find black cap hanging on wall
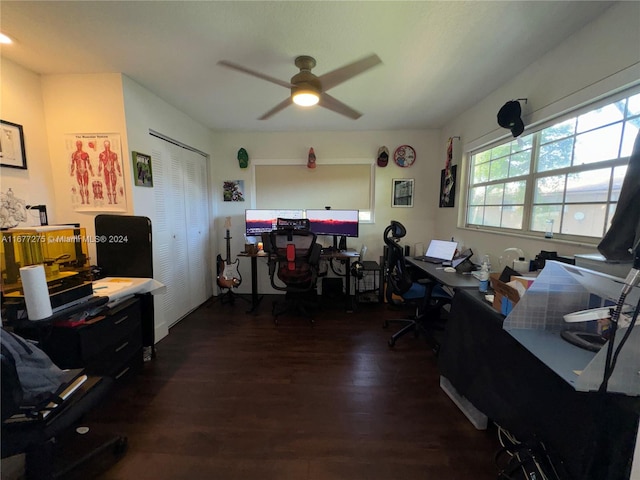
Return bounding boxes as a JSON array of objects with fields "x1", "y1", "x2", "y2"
[{"x1": 497, "y1": 98, "x2": 527, "y2": 137}]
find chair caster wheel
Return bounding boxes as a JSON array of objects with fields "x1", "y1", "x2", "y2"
[{"x1": 388, "y1": 339, "x2": 395, "y2": 347}]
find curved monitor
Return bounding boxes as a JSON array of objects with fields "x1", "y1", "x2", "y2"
[
  {"x1": 245, "y1": 209, "x2": 304, "y2": 236},
  {"x1": 306, "y1": 209, "x2": 359, "y2": 237}
]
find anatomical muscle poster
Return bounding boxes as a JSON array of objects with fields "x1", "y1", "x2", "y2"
[{"x1": 66, "y1": 133, "x2": 127, "y2": 212}]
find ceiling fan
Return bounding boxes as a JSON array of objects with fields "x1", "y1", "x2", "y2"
[{"x1": 218, "y1": 54, "x2": 382, "y2": 120}]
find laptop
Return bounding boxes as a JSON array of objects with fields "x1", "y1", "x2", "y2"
[{"x1": 415, "y1": 240, "x2": 458, "y2": 264}]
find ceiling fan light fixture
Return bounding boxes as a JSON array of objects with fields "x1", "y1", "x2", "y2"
[{"x1": 292, "y1": 89, "x2": 320, "y2": 107}]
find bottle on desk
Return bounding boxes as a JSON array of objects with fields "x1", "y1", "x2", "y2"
[{"x1": 478, "y1": 260, "x2": 490, "y2": 293}]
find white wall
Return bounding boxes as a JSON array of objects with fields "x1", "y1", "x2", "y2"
[
  {"x1": 40, "y1": 72, "x2": 132, "y2": 263},
  {"x1": 0, "y1": 59, "x2": 57, "y2": 224},
  {"x1": 438, "y1": 1, "x2": 640, "y2": 268},
  {"x1": 212, "y1": 129, "x2": 440, "y2": 294}
]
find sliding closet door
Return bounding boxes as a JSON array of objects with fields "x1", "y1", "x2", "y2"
[
  {"x1": 183, "y1": 149, "x2": 209, "y2": 309},
  {"x1": 150, "y1": 136, "x2": 210, "y2": 331}
]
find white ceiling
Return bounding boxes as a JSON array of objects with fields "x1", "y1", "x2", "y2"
[{"x1": 0, "y1": 1, "x2": 614, "y2": 132}]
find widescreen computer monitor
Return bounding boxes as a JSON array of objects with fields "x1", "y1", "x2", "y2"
[
  {"x1": 245, "y1": 209, "x2": 304, "y2": 236},
  {"x1": 306, "y1": 209, "x2": 359, "y2": 237}
]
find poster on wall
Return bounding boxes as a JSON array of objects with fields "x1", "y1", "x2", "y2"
[
  {"x1": 223, "y1": 180, "x2": 245, "y2": 202},
  {"x1": 439, "y1": 165, "x2": 456, "y2": 208},
  {"x1": 65, "y1": 133, "x2": 127, "y2": 212}
]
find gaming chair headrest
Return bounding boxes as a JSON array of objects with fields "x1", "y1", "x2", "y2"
[
  {"x1": 389, "y1": 220, "x2": 406, "y2": 239},
  {"x1": 383, "y1": 220, "x2": 407, "y2": 248}
]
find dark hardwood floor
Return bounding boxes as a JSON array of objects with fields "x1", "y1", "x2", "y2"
[{"x1": 75, "y1": 295, "x2": 501, "y2": 480}]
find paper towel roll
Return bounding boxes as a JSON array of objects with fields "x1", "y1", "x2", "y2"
[{"x1": 20, "y1": 265, "x2": 52, "y2": 320}]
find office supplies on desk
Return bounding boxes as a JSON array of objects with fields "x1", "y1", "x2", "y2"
[{"x1": 414, "y1": 239, "x2": 458, "y2": 264}]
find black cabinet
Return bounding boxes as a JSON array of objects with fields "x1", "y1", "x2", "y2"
[{"x1": 38, "y1": 298, "x2": 143, "y2": 380}]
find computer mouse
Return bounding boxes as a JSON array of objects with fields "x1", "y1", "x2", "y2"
[{"x1": 443, "y1": 267, "x2": 456, "y2": 273}]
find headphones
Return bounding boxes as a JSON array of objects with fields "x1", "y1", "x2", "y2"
[{"x1": 350, "y1": 261, "x2": 365, "y2": 279}]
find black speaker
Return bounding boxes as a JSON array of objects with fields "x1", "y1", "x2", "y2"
[
  {"x1": 338, "y1": 236, "x2": 347, "y2": 251},
  {"x1": 404, "y1": 245, "x2": 410, "y2": 256}
]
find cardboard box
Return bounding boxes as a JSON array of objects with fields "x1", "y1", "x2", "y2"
[
  {"x1": 490, "y1": 273, "x2": 521, "y2": 315},
  {"x1": 510, "y1": 274, "x2": 537, "y2": 290}
]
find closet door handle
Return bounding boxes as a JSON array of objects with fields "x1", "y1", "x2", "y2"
[
  {"x1": 114, "y1": 315, "x2": 129, "y2": 325},
  {"x1": 115, "y1": 341, "x2": 129, "y2": 353}
]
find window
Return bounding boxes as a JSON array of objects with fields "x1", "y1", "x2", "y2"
[{"x1": 467, "y1": 88, "x2": 640, "y2": 241}]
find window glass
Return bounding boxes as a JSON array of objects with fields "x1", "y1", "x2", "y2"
[
  {"x1": 538, "y1": 138, "x2": 573, "y2": 172},
  {"x1": 534, "y1": 175, "x2": 565, "y2": 204},
  {"x1": 561, "y1": 204, "x2": 606, "y2": 237},
  {"x1": 503, "y1": 181, "x2": 526, "y2": 204},
  {"x1": 576, "y1": 101, "x2": 625, "y2": 133},
  {"x1": 531, "y1": 205, "x2": 562, "y2": 233},
  {"x1": 486, "y1": 184, "x2": 505, "y2": 205},
  {"x1": 541, "y1": 118, "x2": 575, "y2": 143},
  {"x1": 472, "y1": 162, "x2": 490, "y2": 184},
  {"x1": 610, "y1": 165, "x2": 627, "y2": 202},
  {"x1": 565, "y1": 168, "x2": 611, "y2": 203},
  {"x1": 628, "y1": 93, "x2": 640, "y2": 116},
  {"x1": 573, "y1": 124, "x2": 623, "y2": 165},
  {"x1": 489, "y1": 157, "x2": 509, "y2": 181},
  {"x1": 469, "y1": 186, "x2": 486, "y2": 205},
  {"x1": 484, "y1": 206, "x2": 502, "y2": 227},
  {"x1": 501, "y1": 205, "x2": 523, "y2": 229},
  {"x1": 509, "y1": 150, "x2": 532, "y2": 177},
  {"x1": 621, "y1": 117, "x2": 640, "y2": 156}
]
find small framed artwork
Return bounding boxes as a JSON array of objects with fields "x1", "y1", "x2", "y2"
[
  {"x1": 0, "y1": 120, "x2": 27, "y2": 170},
  {"x1": 439, "y1": 165, "x2": 457, "y2": 208},
  {"x1": 132, "y1": 151, "x2": 153, "y2": 187},
  {"x1": 223, "y1": 180, "x2": 245, "y2": 202},
  {"x1": 392, "y1": 178, "x2": 414, "y2": 208}
]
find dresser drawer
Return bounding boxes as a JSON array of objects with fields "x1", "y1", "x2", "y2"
[
  {"x1": 86, "y1": 323, "x2": 143, "y2": 377},
  {"x1": 78, "y1": 299, "x2": 141, "y2": 361}
]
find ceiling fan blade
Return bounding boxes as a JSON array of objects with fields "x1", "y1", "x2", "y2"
[
  {"x1": 218, "y1": 60, "x2": 292, "y2": 89},
  {"x1": 259, "y1": 97, "x2": 293, "y2": 120},
  {"x1": 318, "y1": 93, "x2": 361, "y2": 120},
  {"x1": 318, "y1": 54, "x2": 382, "y2": 91}
]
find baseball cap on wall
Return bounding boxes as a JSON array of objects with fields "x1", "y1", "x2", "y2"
[{"x1": 497, "y1": 100, "x2": 525, "y2": 138}]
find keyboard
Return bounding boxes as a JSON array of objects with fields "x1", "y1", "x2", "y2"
[{"x1": 414, "y1": 256, "x2": 446, "y2": 264}]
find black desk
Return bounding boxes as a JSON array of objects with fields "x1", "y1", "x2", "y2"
[
  {"x1": 405, "y1": 256, "x2": 480, "y2": 290},
  {"x1": 238, "y1": 250, "x2": 359, "y2": 314},
  {"x1": 439, "y1": 288, "x2": 640, "y2": 480}
]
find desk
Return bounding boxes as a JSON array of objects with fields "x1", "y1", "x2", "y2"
[
  {"x1": 439, "y1": 288, "x2": 640, "y2": 479},
  {"x1": 238, "y1": 249, "x2": 359, "y2": 314},
  {"x1": 405, "y1": 256, "x2": 479, "y2": 290}
]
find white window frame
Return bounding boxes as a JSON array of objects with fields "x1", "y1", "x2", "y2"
[{"x1": 464, "y1": 86, "x2": 640, "y2": 244}]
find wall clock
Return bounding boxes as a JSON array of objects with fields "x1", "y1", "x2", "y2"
[{"x1": 393, "y1": 145, "x2": 416, "y2": 167}]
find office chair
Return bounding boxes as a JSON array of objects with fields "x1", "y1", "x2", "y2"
[
  {"x1": 1, "y1": 329, "x2": 127, "y2": 480},
  {"x1": 382, "y1": 220, "x2": 452, "y2": 347},
  {"x1": 267, "y1": 226, "x2": 322, "y2": 324}
]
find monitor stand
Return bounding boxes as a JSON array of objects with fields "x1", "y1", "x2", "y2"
[{"x1": 322, "y1": 236, "x2": 341, "y2": 253}]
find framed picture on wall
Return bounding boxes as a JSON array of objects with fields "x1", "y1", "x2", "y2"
[
  {"x1": 0, "y1": 120, "x2": 27, "y2": 170},
  {"x1": 132, "y1": 151, "x2": 153, "y2": 187},
  {"x1": 392, "y1": 178, "x2": 414, "y2": 207},
  {"x1": 439, "y1": 165, "x2": 457, "y2": 208}
]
